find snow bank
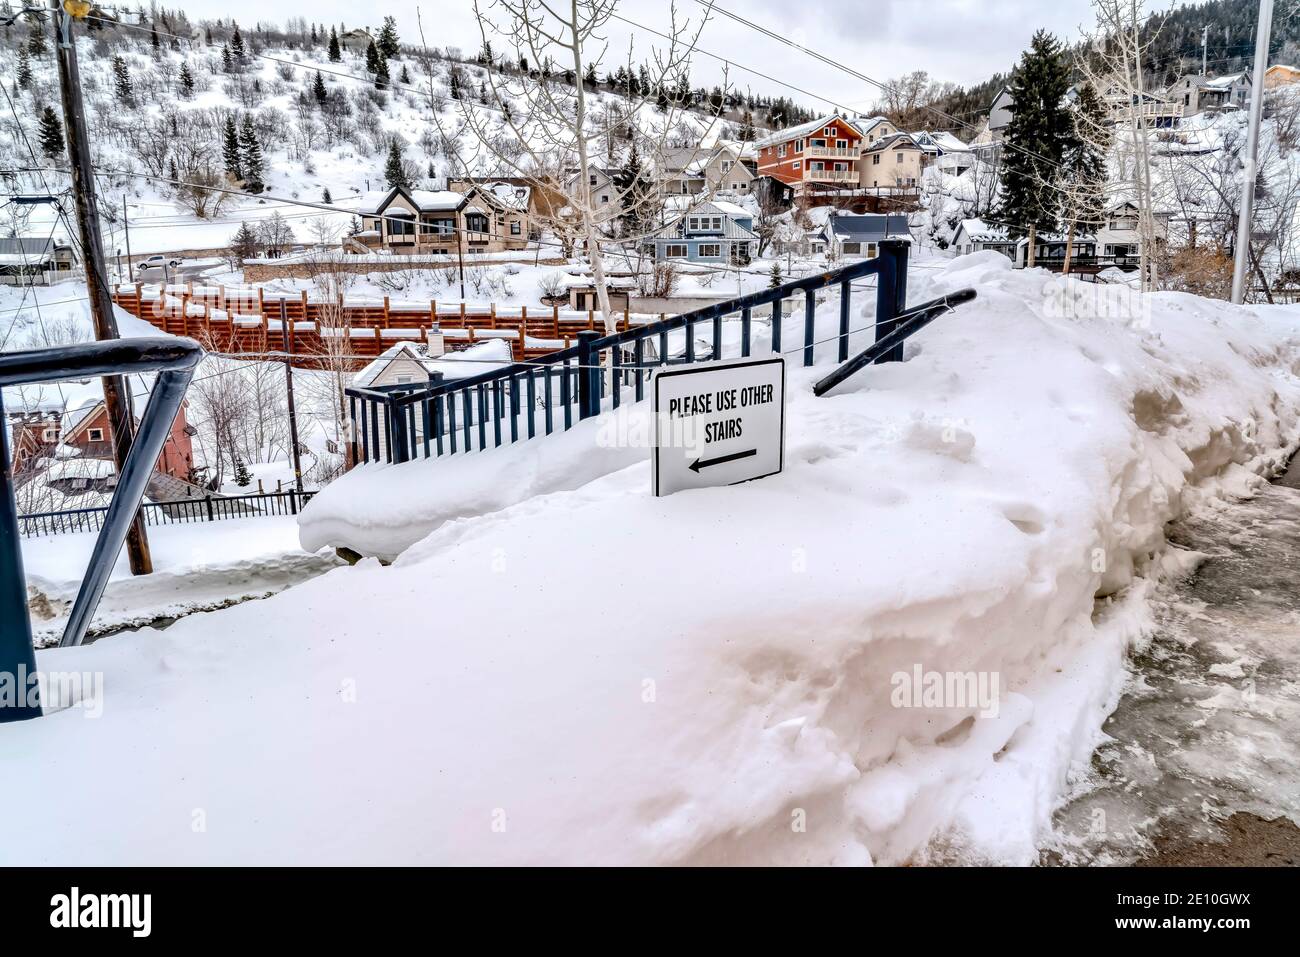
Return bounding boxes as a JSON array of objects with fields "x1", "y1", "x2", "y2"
[{"x1": 5, "y1": 255, "x2": 1300, "y2": 865}]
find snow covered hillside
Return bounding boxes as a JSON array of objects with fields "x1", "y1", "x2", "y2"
[{"x1": 4, "y1": 255, "x2": 1298, "y2": 865}]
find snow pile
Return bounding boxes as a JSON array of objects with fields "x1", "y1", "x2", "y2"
[{"x1": 5, "y1": 254, "x2": 1300, "y2": 865}]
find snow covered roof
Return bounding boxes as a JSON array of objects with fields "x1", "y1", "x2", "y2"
[
  {"x1": 352, "y1": 343, "x2": 429, "y2": 389},
  {"x1": 955, "y1": 218, "x2": 1011, "y2": 244},
  {"x1": 351, "y1": 339, "x2": 517, "y2": 389},
  {"x1": 709, "y1": 200, "x2": 752, "y2": 219},
  {"x1": 854, "y1": 115, "x2": 894, "y2": 136},
  {"x1": 650, "y1": 201, "x2": 757, "y2": 242},
  {"x1": 865, "y1": 133, "x2": 922, "y2": 153},
  {"x1": 358, "y1": 187, "x2": 467, "y2": 216},
  {"x1": 46, "y1": 457, "x2": 116, "y2": 482},
  {"x1": 825, "y1": 213, "x2": 910, "y2": 243},
  {"x1": 753, "y1": 113, "x2": 864, "y2": 149},
  {"x1": 914, "y1": 131, "x2": 971, "y2": 154}
]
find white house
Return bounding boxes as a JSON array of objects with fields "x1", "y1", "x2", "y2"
[{"x1": 951, "y1": 218, "x2": 1015, "y2": 259}]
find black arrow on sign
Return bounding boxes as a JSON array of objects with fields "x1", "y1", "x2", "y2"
[{"x1": 689, "y1": 449, "x2": 757, "y2": 473}]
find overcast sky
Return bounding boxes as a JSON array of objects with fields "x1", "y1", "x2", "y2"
[{"x1": 192, "y1": 0, "x2": 1192, "y2": 114}]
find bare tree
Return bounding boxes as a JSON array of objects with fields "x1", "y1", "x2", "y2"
[{"x1": 424, "y1": 0, "x2": 718, "y2": 333}]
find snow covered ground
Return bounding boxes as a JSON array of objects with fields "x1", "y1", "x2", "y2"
[
  {"x1": 4, "y1": 253, "x2": 1300, "y2": 865},
  {"x1": 21, "y1": 515, "x2": 342, "y2": 646}
]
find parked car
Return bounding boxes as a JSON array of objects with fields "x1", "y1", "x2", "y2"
[{"x1": 135, "y1": 255, "x2": 182, "y2": 273}]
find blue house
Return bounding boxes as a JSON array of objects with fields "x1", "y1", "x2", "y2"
[{"x1": 646, "y1": 201, "x2": 757, "y2": 266}]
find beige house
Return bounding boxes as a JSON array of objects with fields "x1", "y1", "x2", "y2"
[
  {"x1": 352, "y1": 185, "x2": 528, "y2": 255},
  {"x1": 1167, "y1": 72, "x2": 1252, "y2": 117},
  {"x1": 1265, "y1": 65, "x2": 1300, "y2": 89},
  {"x1": 855, "y1": 115, "x2": 899, "y2": 146},
  {"x1": 660, "y1": 143, "x2": 755, "y2": 196},
  {"x1": 861, "y1": 133, "x2": 924, "y2": 191}
]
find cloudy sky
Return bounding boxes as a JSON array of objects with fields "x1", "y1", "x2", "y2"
[{"x1": 193, "y1": 0, "x2": 1188, "y2": 113}]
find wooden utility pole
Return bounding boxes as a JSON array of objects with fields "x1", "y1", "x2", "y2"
[
  {"x1": 279, "y1": 301, "x2": 304, "y2": 492},
  {"x1": 1231, "y1": 0, "x2": 1274, "y2": 305},
  {"x1": 51, "y1": 0, "x2": 152, "y2": 574}
]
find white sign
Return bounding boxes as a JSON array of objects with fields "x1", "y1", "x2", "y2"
[{"x1": 653, "y1": 356, "x2": 785, "y2": 497}]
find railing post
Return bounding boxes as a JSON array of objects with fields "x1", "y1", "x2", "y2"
[
  {"x1": 890, "y1": 241, "x2": 909, "y2": 362},
  {"x1": 0, "y1": 389, "x2": 41, "y2": 722},
  {"x1": 389, "y1": 394, "x2": 410, "y2": 464},
  {"x1": 205, "y1": 494, "x2": 215, "y2": 522},
  {"x1": 576, "y1": 330, "x2": 601, "y2": 420},
  {"x1": 875, "y1": 240, "x2": 900, "y2": 363},
  {"x1": 803, "y1": 289, "x2": 816, "y2": 367}
]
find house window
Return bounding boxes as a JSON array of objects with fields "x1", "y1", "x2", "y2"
[
  {"x1": 896, "y1": 152, "x2": 904, "y2": 163},
  {"x1": 866, "y1": 243, "x2": 878, "y2": 258},
  {"x1": 42, "y1": 428, "x2": 58, "y2": 442},
  {"x1": 842, "y1": 242, "x2": 861, "y2": 255},
  {"x1": 510, "y1": 222, "x2": 521, "y2": 235},
  {"x1": 811, "y1": 138, "x2": 826, "y2": 148},
  {"x1": 698, "y1": 243, "x2": 722, "y2": 258},
  {"x1": 721, "y1": 160, "x2": 733, "y2": 172},
  {"x1": 396, "y1": 374, "x2": 414, "y2": 384},
  {"x1": 465, "y1": 212, "x2": 490, "y2": 233},
  {"x1": 665, "y1": 244, "x2": 687, "y2": 258},
  {"x1": 824, "y1": 127, "x2": 834, "y2": 135},
  {"x1": 811, "y1": 161, "x2": 824, "y2": 171},
  {"x1": 777, "y1": 144, "x2": 786, "y2": 158},
  {"x1": 872, "y1": 154, "x2": 881, "y2": 165},
  {"x1": 793, "y1": 161, "x2": 801, "y2": 170},
  {"x1": 600, "y1": 195, "x2": 610, "y2": 204},
  {"x1": 387, "y1": 217, "x2": 414, "y2": 236},
  {"x1": 88, "y1": 428, "x2": 105, "y2": 441},
  {"x1": 795, "y1": 139, "x2": 804, "y2": 151},
  {"x1": 837, "y1": 139, "x2": 847, "y2": 149}
]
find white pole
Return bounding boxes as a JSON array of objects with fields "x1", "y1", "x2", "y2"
[{"x1": 1231, "y1": 0, "x2": 1274, "y2": 305}]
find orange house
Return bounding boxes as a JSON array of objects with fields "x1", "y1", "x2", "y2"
[
  {"x1": 755, "y1": 114, "x2": 865, "y2": 193},
  {"x1": 60, "y1": 399, "x2": 196, "y2": 483}
]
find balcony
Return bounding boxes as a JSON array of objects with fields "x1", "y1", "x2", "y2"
[
  {"x1": 807, "y1": 146, "x2": 860, "y2": 160},
  {"x1": 806, "y1": 169, "x2": 858, "y2": 183}
]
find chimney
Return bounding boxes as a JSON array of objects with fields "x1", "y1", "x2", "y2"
[{"x1": 426, "y1": 323, "x2": 446, "y2": 358}]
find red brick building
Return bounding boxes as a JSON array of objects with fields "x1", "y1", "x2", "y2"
[{"x1": 755, "y1": 114, "x2": 865, "y2": 192}]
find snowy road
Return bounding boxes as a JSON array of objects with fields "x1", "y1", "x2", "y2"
[{"x1": 1047, "y1": 463, "x2": 1300, "y2": 865}]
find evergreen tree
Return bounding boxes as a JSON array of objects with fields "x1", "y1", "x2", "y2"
[
  {"x1": 374, "y1": 55, "x2": 390, "y2": 90},
  {"x1": 365, "y1": 39, "x2": 380, "y2": 74},
  {"x1": 37, "y1": 105, "x2": 63, "y2": 158},
  {"x1": 769, "y1": 262, "x2": 783, "y2": 288},
  {"x1": 384, "y1": 138, "x2": 410, "y2": 190},
  {"x1": 179, "y1": 62, "x2": 195, "y2": 98},
  {"x1": 398, "y1": 63, "x2": 411, "y2": 85},
  {"x1": 997, "y1": 30, "x2": 1072, "y2": 262},
  {"x1": 239, "y1": 114, "x2": 264, "y2": 191},
  {"x1": 583, "y1": 62, "x2": 598, "y2": 89},
  {"x1": 739, "y1": 110, "x2": 756, "y2": 142},
  {"x1": 112, "y1": 55, "x2": 134, "y2": 104},
  {"x1": 449, "y1": 70, "x2": 462, "y2": 100},
  {"x1": 230, "y1": 23, "x2": 246, "y2": 60},
  {"x1": 656, "y1": 86, "x2": 669, "y2": 112},
  {"x1": 221, "y1": 44, "x2": 233, "y2": 72},
  {"x1": 310, "y1": 23, "x2": 318, "y2": 45},
  {"x1": 26, "y1": 26, "x2": 46, "y2": 56},
  {"x1": 231, "y1": 221, "x2": 259, "y2": 261},
  {"x1": 426, "y1": 160, "x2": 436, "y2": 180},
  {"x1": 327, "y1": 27, "x2": 342, "y2": 62},
  {"x1": 477, "y1": 40, "x2": 493, "y2": 66},
  {"x1": 312, "y1": 69, "x2": 327, "y2": 104},
  {"x1": 15, "y1": 46, "x2": 31, "y2": 90},
  {"x1": 322, "y1": 187, "x2": 332, "y2": 204},
  {"x1": 150, "y1": 25, "x2": 160, "y2": 53},
  {"x1": 612, "y1": 141, "x2": 654, "y2": 237},
  {"x1": 377, "y1": 16, "x2": 400, "y2": 59},
  {"x1": 1060, "y1": 83, "x2": 1111, "y2": 273},
  {"x1": 233, "y1": 456, "x2": 251, "y2": 487},
  {"x1": 222, "y1": 115, "x2": 243, "y2": 181}
]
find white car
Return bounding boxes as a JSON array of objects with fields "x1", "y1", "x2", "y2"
[{"x1": 135, "y1": 255, "x2": 182, "y2": 273}]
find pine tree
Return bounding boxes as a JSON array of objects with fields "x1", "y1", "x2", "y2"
[
  {"x1": 310, "y1": 23, "x2": 317, "y2": 46},
  {"x1": 179, "y1": 62, "x2": 195, "y2": 98},
  {"x1": 384, "y1": 138, "x2": 410, "y2": 190},
  {"x1": 477, "y1": 40, "x2": 493, "y2": 66},
  {"x1": 374, "y1": 55, "x2": 390, "y2": 90},
  {"x1": 312, "y1": 69, "x2": 327, "y2": 104},
  {"x1": 365, "y1": 39, "x2": 380, "y2": 74},
  {"x1": 322, "y1": 187, "x2": 332, "y2": 204},
  {"x1": 222, "y1": 115, "x2": 243, "y2": 181},
  {"x1": 16, "y1": 46, "x2": 31, "y2": 90},
  {"x1": 377, "y1": 16, "x2": 400, "y2": 59},
  {"x1": 233, "y1": 456, "x2": 251, "y2": 487},
  {"x1": 239, "y1": 114, "x2": 264, "y2": 192},
  {"x1": 26, "y1": 26, "x2": 45, "y2": 56},
  {"x1": 221, "y1": 44, "x2": 233, "y2": 73},
  {"x1": 769, "y1": 262, "x2": 783, "y2": 288},
  {"x1": 37, "y1": 106, "x2": 63, "y2": 158},
  {"x1": 740, "y1": 110, "x2": 756, "y2": 142},
  {"x1": 583, "y1": 63, "x2": 598, "y2": 89},
  {"x1": 449, "y1": 70, "x2": 462, "y2": 100},
  {"x1": 1060, "y1": 83, "x2": 1111, "y2": 274},
  {"x1": 997, "y1": 30, "x2": 1072, "y2": 265},
  {"x1": 398, "y1": 63, "x2": 411, "y2": 85},
  {"x1": 613, "y1": 142, "x2": 654, "y2": 237},
  {"x1": 150, "y1": 26, "x2": 160, "y2": 53},
  {"x1": 327, "y1": 27, "x2": 342, "y2": 62},
  {"x1": 231, "y1": 221, "x2": 259, "y2": 261},
  {"x1": 112, "y1": 55, "x2": 134, "y2": 104},
  {"x1": 230, "y1": 23, "x2": 246, "y2": 60}
]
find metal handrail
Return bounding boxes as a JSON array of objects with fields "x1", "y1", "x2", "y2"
[{"x1": 1, "y1": 337, "x2": 203, "y2": 722}]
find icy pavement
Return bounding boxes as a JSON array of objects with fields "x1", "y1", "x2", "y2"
[
  {"x1": 1046, "y1": 466, "x2": 1300, "y2": 865},
  {"x1": 22, "y1": 516, "x2": 343, "y2": 646}
]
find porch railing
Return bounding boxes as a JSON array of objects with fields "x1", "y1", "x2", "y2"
[
  {"x1": 1, "y1": 336, "x2": 203, "y2": 722},
  {"x1": 16, "y1": 489, "x2": 315, "y2": 538},
  {"x1": 347, "y1": 241, "x2": 912, "y2": 466}
]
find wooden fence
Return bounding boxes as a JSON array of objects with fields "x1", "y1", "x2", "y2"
[{"x1": 110, "y1": 283, "x2": 658, "y2": 370}]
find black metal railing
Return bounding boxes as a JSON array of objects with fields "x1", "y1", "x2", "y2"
[
  {"x1": 16, "y1": 489, "x2": 314, "y2": 538},
  {"x1": 347, "y1": 241, "x2": 912, "y2": 465},
  {"x1": 1, "y1": 336, "x2": 203, "y2": 722}
]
